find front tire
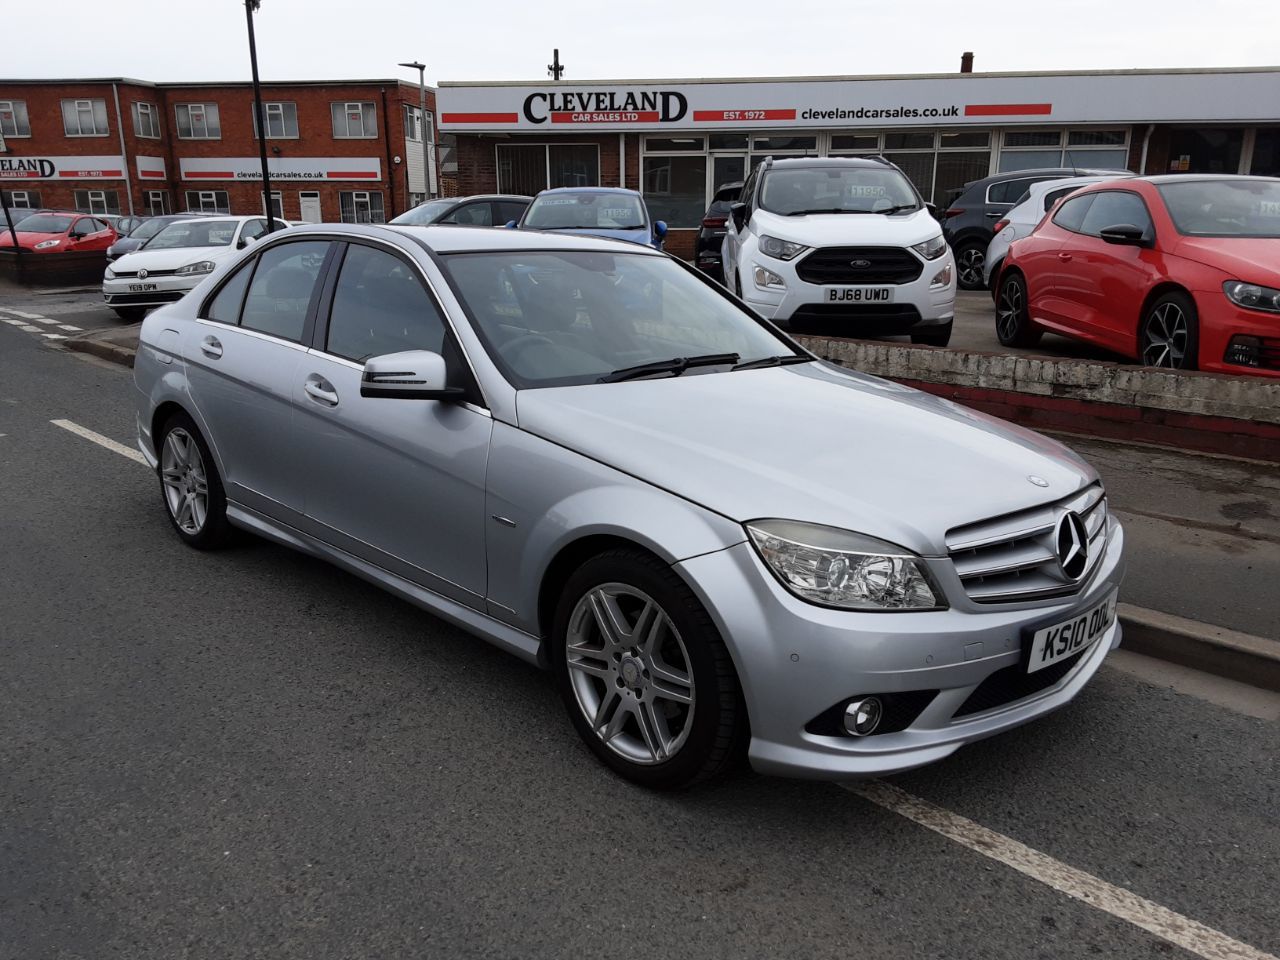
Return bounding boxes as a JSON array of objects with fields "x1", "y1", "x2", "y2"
[
  {"x1": 156, "y1": 411, "x2": 232, "y2": 550},
  {"x1": 955, "y1": 241, "x2": 986, "y2": 290},
  {"x1": 1140, "y1": 291, "x2": 1199, "y2": 370},
  {"x1": 551, "y1": 548, "x2": 744, "y2": 790},
  {"x1": 112, "y1": 306, "x2": 146, "y2": 322},
  {"x1": 995, "y1": 272, "x2": 1043, "y2": 347}
]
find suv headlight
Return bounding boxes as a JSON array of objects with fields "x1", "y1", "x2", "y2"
[
  {"x1": 746, "y1": 519, "x2": 944, "y2": 611},
  {"x1": 1224, "y1": 280, "x2": 1280, "y2": 314},
  {"x1": 911, "y1": 234, "x2": 947, "y2": 260},
  {"x1": 758, "y1": 235, "x2": 808, "y2": 261},
  {"x1": 176, "y1": 260, "x2": 216, "y2": 276}
]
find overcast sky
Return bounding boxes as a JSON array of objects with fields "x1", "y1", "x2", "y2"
[{"x1": 3, "y1": 0, "x2": 1277, "y2": 85}]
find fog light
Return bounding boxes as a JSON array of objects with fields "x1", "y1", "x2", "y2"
[
  {"x1": 931, "y1": 263, "x2": 953, "y2": 288},
  {"x1": 1224, "y1": 335, "x2": 1262, "y2": 367},
  {"x1": 843, "y1": 696, "x2": 882, "y2": 736},
  {"x1": 753, "y1": 264, "x2": 785, "y2": 289}
]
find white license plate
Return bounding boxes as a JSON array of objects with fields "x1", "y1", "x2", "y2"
[
  {"x1": 1027, "y1": 590, "x2": 1117, "y2": 674},
  {"x1": 826, "y1": 286, "x2": 893, "y2": 303},
  {"x1": 129, "y1": 283, "x2": 158, "y2": 292}
]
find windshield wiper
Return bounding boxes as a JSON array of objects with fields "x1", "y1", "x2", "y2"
[
  {"x1": 598, "y1": 353, "x2": 740, "y2": 383},
  {"x1": 876, "y1": 205, "x2": 918, "y2": 215},
  {"x1": 783, "y1": 208, "x2": 870, "y2": 216},
  {"x1": 731, "y1": 354, "x2": 811, "y2": 371}
]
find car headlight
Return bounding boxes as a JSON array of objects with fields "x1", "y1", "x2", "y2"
[
  {"x1": 34, "y1": 239, "x2": 61, "y2": 250},
  {"x1": 176, "y1": 260, "x2": 216, "y2": 276},
  {"x1": 104, "y1": 266, "x2": 116, "y2": 279},
  {"x1": 911, "y1": 234, "x2": 947, "y2": 260},
  {"x1": 1224, "y1": 280, "x2": 1280, "y2": 314},
  {"x1": 746, "y1": 519, "x2": 944, "y2": 611},
  {"x1": 758, "y1": 235, "x2": 808, "y2": 261}
]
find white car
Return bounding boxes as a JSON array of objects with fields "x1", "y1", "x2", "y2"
[
  {"x1": 722, "y1": 157, "x2": 956, "y2": 346},
  {"x1": 103, "y1": 216, "x2": 290, "y2": 321},
  {"x1": 983, "y1": 175, "x2": 1133, "y2": 287}
]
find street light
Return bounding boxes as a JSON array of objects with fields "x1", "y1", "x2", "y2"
[
  {"x1": 398, "y1": 61, "x2": 429, "y2": 205},
  {"x1": 245, "y1": 0, "x2": 276, "y2": 232}
]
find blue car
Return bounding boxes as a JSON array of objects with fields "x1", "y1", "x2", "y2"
[{"x1": 510, "y1": 187, "x2": 667, "y2": 250}]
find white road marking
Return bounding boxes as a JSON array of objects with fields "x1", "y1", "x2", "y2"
[
  {"x1": 848, "y1": 781, "x2": 1277, "y2": 960},
  {"x1": 18, "y1": 324, "x2": 42, "y2": 333},
  {"x1": 57, "y1": 324, "x2": 83, "y2": 331},
  {"x1": 27, "y1": 316, "x2": 56, "y2": 324},
  {"x1": 1, "y1": 317, "x2": 27, "y2": 326},
  {"x1": 41, "y1": 333, "x2": 68, "y2": 341},
  {"x1": 49, "y1": 419, "x2": 146, "y2": 465},
  {"x1": 0, "y1": 308, "x2": 44, "y2": 320}
]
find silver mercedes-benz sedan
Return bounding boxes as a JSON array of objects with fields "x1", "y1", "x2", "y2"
[{"x1": 133, "y1": 223, "x2": 1125, "y2": 789}]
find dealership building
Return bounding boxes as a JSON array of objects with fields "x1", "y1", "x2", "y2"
[
  {"x1": 0, "y1": 77, "x2": 440, "y2": 224},
  {"x1": 438, "y1": 66, "x2": 1280, "y2": 256}
]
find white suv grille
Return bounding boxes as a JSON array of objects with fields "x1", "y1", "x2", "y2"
[{"x1": 946, "y1": 484, "x2": 1108, "y2": 604}]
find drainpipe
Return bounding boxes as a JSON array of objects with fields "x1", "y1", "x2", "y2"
[
  {"x1": 381, "y1": 86, "x2": 397, "y2": 218},
  {"x1": 111, "y1": 82, "x2": 136, "y2": 215},
  {"x1": 619, "y1": 132, "x2": 626, "y2": 188},
  {"x1": 1138, "y1": 123, "x2": 1156, "y2": 175}
]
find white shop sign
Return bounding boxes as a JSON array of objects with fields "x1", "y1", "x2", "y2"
[
  {"x1": 438, "y1": 70, "x2": 1280, "y2": 133},
  {"x1": 137, "y1": 156, "x2": 167, "y2": 180},
  {"x1": 0, "y1": 155, "x2": 125, "y2": 180},
  {"x1": 179, "y1": 157, "x2": 382, "y2": 182}
]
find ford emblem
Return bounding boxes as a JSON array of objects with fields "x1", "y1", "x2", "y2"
[{"x1": 850, "y1": 259, "x2": 872, "y2": 268}]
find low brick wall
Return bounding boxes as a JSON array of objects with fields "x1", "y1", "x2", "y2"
[
  {"x1": 0, "y1": 249, "x2": 106, "y2": 286},
  {"x1": 794, "y1": 336, "x2": 1280, "y2": 462}
]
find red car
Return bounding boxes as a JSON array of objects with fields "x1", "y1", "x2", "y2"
[
  {"x1": 0, "y1": 211, "x2": 117, "y2": 254},
  {"x1": 995, "y1": 176, "x2": 1280, "y2": 378}
]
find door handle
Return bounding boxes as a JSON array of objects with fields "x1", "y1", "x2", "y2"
[
  {"x1": 304, "y1": 375, "x2": 339, "y2": 407},
  {"x1": 200, "y1": 336, "x2": 223, "y2": 358},
  {"x1": 1057, "y1": 252, "x2": 1073, "y2": 261},
  {"x1": 985, "y1": 211, "x2": 1003, "y2": 219}
]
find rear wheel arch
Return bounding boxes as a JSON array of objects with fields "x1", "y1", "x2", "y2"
[{"x1": 150, "y1": 401, "x2": 189, "y2": 462}]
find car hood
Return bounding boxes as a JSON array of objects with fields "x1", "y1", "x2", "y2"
[
  {"x1": 1171, "y1": 236, "x2": 1280, "y2": 284},
  {"x1": 751, "y1": 208, "x2": 941, "y2": 248},
  {"x1": 112, "y1": 245, "x2": 235, "y2": 272},
  {"x1": 515, "y1": 362, "x2": 1095, "y2": 555},
  {"x1": 534, "y1": 227, "x2": 655, "y2": 248}
]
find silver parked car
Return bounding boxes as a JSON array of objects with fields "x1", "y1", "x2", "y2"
[{"x1": 134, "y1": 223, "x2": 1126, "y2": 789}]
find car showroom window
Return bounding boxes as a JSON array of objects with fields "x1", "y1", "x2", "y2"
[
  {"x1": 239, "y1": 241, "x2": 330, "y2": 342},
  {"x1": 255, "y1": 102, "x2": 299, "y2": 139},
  {"x1": 0, "y1": 100, "x2": 31, "y2": 137},
  {"x1": 205, "y1": 260, "x2": 256, "y2": 325},
  {"x1": 62, "y1": 99, "x2": 109, "y2": 136},
  {"x1": 132, "y1": 102, "x2": 161, "y2": 139},
  {"x1": 176, "y1": 103, "x2": 221, "y2": 139},
  {"x1": 1052, "y1": 193, "x2": 1096, "y2": 233},
  {"x1": 326, "y1": 245, "x2": 447, "y2": 362},
  {"x1": 643, "y1": 136, "x2": 707, "y2": 229},
  {"x1": 496, "y1": 144, "x2": 600, "y2": 194},
  {"x1": 331, "y1": 102, "x2": 377, "y2": 138},
  {"x1": 1078, "y1": 191, "x2": 1153, "y2": 237}
]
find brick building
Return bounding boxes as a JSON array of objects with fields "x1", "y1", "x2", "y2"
[{"x1": 0, "y1": 77, "x2": 442, "y2": 224}]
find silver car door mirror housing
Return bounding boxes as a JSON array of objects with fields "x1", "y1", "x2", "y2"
[{"x1": 359, "y1": 350, "x2": 464, "y2": 401}]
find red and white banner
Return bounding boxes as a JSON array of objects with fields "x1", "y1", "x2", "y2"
[
  {"x1": 0, "y1": 155, "x2": 125, "y2": 180},
  {"x1": 438, "y1": 69, "x2": 1280, "y2": 132},
  {"x1": 137, "y1": 156, "x2": 166, "y2": 180},
  {"x1": 179, "y1": 157, "x2": 381, "y2": 182}
]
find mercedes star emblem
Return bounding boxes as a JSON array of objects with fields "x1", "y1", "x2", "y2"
[{"x1": 1054, "y1": 511, "x2": 1089, "y2": 580}]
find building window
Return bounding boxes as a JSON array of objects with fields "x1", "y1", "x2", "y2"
[
  {"x1": 642, "y1": 154, "x2": 707, "y2": 229},
  {"x1": 62, "y1": 99, "x2": 109, "y2": 137},
  {"x1": 73, "y1": 189, "x2": 121, "y2": 215},
  {"x1": 998, "y1": 128, "x2": 1129, "y2": 173},
  {"x1": 2, "y1": 189, "x2": 41, "y2": 209},
  {"x1": 254, "y1": 101, "x2": 299, "y2": 139},
  {"x1": 0, "y1": 100, "x2": 31, "y2": 137},
  {"x1": 146, "y1": 191, "x2": 170, "y2": 215},
  {"x1": 339, "y1": 190, "x2": 385, "y2": 223},
  {"x1": 496, "y1": 143, "x2": 600, "y2": 194},
  {"x1": 262, "y1": 190, "x2": 284, "y2": 218},
  {"x1": 132, "y1": 102, "x2": 161, "y2": 139},
  {"x1": 332, "y1": 102, "x2": 377, "y2": 138},
  {"x1": 403, "y1": 105, "x2": 424, "y2": 142},
  {"x1": 185, "y1": 190, "x2": 230, "y2": 213},
  {"x1": 176, "y1": 103, "x2": 221, "y2": 140}
]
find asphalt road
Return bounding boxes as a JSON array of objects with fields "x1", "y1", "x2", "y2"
[{"x1": 2, "y1": 322, "x2": 1279, "y2": 960}]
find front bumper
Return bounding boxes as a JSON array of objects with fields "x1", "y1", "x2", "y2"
[
  {"x1": 1194, "y1": 292, "x2": 1280, "y2": 378},
  {"x1": 103, "y1": 273, "x2": 201, "y2": 308},
  {"x1": 743, "y1": 254, "x2": 956, "y2": 333},
  {"x1": 675, "y1": 520, "x2": 1125, "y2": 780}
]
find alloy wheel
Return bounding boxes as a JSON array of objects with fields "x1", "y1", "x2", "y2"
[
  {"x1": 957, "y1": 246, "x2": 985, "y2": 288},
  {"x1": 1142, "y1": 302, "x2": 1189, "y2": 368},
  {"x1": 564, "y1": 583, "x2": 695, "y2": 765},
  {"x1": 160, "y1": 428, "x2": 209, "y2": 535},
  {"x1": 997, "y1": 280, "x2": 1024, "y2": 341}
]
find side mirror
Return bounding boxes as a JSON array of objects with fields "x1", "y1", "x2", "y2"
[
  {"x1": 237, "y1": 235, "x2": 256, "y2": 249},
  {"x1": 360, "y1": 350, "x2": 464, "y2": 401},
  {"x1": 729, "y1": 202, "x2": 746, "y2": 231},
  {"x1": 505, "y1": 220, "x2": 518, "y2": 229},
  {"x1": 1098, "y1": 223, "x2": 1149, "y2": 247},
  {"x1": 654, "y1": 220, "x2": 668, "y2": 238}
]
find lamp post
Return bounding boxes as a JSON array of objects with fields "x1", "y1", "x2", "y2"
[
  {"x1": 398, "y1": 61, "x2": 429, "y2": 204},
  {"x1": 245, "y1": 0, "x2": 276, "y2": 231}
]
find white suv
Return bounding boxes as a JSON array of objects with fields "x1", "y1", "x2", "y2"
[{"x1": 722, "y1": 157, "x2": 956, "y2": 345}]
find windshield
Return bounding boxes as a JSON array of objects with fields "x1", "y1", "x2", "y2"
[
  {"x1": 1157, "y1": 178, "x2": 1280, "y2": 238},
  {"x1": 524, "y1": 193, "x2": 646, "y2": 231},
  {"x1": 442, "y1": 251, "x2": 795, "y2": 388},
  {"x1": 11, "y1": 214, "x2": 72, "y2": 233},
  {"x1": 390, "y1": 198, "x2": 456, "y2": 226},
  {"x1": 759, "y1": 166, "x2": 919, "y2": 215},
  {"x1": 144, "y1": 220, "x2": 238, "y2": 249}
]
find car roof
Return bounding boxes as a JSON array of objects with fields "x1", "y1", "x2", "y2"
[
  {"x1": 536, "y1": 186, "x2": 642, "y2": 197},
  {"x1": 1136, "y1": 174, "x2": 1278, "y2": 185},
  {"x1": 766, "y1": 157, "x2": 885, "y2": 169},
  {"x1": 289, "y1": 222, "x2": 666, "y2": 256},
  {"x1": 448, "y1": 194, "x2": 532, "y2": 202}
]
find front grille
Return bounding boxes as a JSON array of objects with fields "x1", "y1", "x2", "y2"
[
  {"x1": 788, "y1": 302, "x2": 923, "y2": 334},
  {"x1": 104, "y1": 291, "x2": 185, "y2": 305},
  {"x1": 796, "y1": 246, "x2": 923, "y2": 285},
  {"x1": 952, "y1": 649, "x2": 1084, "y2": 718},
  {"x1": 946, "y1": 483, "x2": 1108, "y2": 604},
  {"x1": 804, "y1": 690, "x2": 938, "y2": 737},
  {"x1": 110, "y1": 268, "x2": 178, "y2": 279}
]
